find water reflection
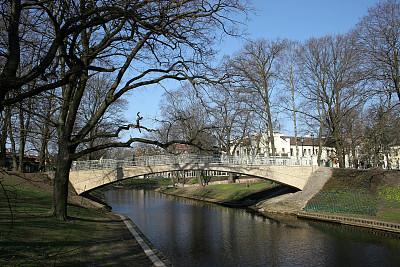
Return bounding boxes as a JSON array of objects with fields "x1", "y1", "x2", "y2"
[{"x1": 105, "y1": 189, "x2": 400, "y2": 267}]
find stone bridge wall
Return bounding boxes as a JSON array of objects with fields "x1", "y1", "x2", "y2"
[{"x1": 69, "y1": 163, "x2": 315, "y2": 195}]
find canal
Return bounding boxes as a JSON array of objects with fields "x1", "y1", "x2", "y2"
[{"x1": 105, "y1": 189, "x2": 400, "y2": 267}]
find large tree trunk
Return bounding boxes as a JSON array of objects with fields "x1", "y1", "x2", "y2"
[
  {"x1": 332, "y1": 123, "x2": 344, "y2": 168},
  {"x1": 263, "y1": 86, "x2": 275, "y2": 156},
  {"x1": 0, "y1": 114, "x2": 7, "y2": 168},
  {"x1": 52, "y1": 140, "x2": 73, "y2": 220}
]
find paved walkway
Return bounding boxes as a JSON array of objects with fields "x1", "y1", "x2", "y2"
[{"x1": 254, "y1": 167, "x2": 332, "y2": 214}]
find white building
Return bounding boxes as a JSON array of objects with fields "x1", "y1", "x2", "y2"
[{"x1": 232, "y1": 132, "x2": 337, "y2": 166}]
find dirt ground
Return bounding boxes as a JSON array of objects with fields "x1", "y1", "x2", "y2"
[{"x1": 0, "y1": 170, "x2": 154, "y2": 266}]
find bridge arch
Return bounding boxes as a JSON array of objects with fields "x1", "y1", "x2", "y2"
[{"x1": 69, "y1": 161, "x2": 314, "y2": 194}]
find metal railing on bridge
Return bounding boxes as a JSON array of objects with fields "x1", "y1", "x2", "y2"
[{"x1": 71, "y1": 154, "x2": 312, "y2": 172}]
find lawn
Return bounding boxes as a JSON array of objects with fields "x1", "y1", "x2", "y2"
[
  {"x1": 0, "y1": 172, "x2": 151, "y2": 266},
  {"x1": 303, "y1": 169, "x2": 400, "y2": 223},
  {"x1": 1, "y1": 182, "x2": 103, "y2": 265},
  {"x1": 160, "y1": 181, "x2": 275, "y2": 202}
]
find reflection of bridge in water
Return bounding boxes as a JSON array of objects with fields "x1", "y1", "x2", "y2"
[{"x1": 69, "y1": 154, "x2": 317, "y2": 194}]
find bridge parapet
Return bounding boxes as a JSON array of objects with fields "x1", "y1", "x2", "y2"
[{"x1": 71, "y1": 154, "x2": 312, "y2": 171}]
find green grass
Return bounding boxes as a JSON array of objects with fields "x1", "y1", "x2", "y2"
[
  {"x1": 304, "y1": 189, "x2": 378, "y2": 215},
  {"x1": 162, "y1": 182, "x2": 274, "y2": 202},
  {"x1": 304, "y1": 169, "x2": 400, "y2": 223},
  {"x1": 0, "y1": 183, "x2": 117, "y2": 266},
  {"x1": 112, "y1": 178, "x2": 172, "y2": 188}
]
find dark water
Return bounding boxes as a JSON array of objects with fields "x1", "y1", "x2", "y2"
[{"x1": 105, "y1": 189, "x2": 400, "y2": 267}]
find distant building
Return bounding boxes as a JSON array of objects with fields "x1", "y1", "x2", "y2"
[
  {"x1": 5, "y1": 152, "x2": 40, "y2": 172},
  {"x1": 174, "y1": 144, "x2": 190, "y2": 154},
  {"x1": 389, "y1": 145, "x2": 400, "y2": 169},
  {"x1": 231, "y1": 132, "x2": 337, "y2": 167}
]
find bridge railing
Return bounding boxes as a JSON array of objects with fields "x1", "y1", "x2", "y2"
[{"x1": 70, "y1": 154, "x2": 312, "y2": 172}]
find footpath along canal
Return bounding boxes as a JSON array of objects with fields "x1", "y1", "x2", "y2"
[{"x1": 105, "y1": 188, "x2": 400, "y2": 267}]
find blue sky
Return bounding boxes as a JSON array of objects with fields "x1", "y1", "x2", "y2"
[{"x1": 125, "y1": 0, "x2": 379, "y2": 136}]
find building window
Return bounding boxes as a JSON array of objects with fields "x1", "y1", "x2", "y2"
[{"x1": 291, "y1": 148, "x2": 293, "y2": 156}]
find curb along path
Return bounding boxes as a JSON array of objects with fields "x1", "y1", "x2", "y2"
[{"x1": 117, "y1": 214, "x2": 170, "y2": 267}]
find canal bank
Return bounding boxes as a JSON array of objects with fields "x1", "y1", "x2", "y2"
[
  {"x1": 157, "y1": 167, "x2": 400, "y2": 234},
  {"x1": 297, "y1": 211, "x2": 400, "y2": 233},
  {"x1": 76, "y1": 167, "x2": 400, "y2": 265},
  {"x1": 0, "y1": 171, "x2": 158, "y2": 266},
  {"x1": 157, "y1": 181, "x2": 295, "y2": 208},
  {"x1": 106, "y1": 188, "x2": 400, "y2": 267}
]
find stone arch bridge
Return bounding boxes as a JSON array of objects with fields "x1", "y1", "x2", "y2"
[{"x1": 69, "y1": 154, "x2": 317, "y2": 195}]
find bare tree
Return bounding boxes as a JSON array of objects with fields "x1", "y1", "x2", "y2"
[
  {"x1": 208, "y1": 83, "x2": 253, "y2": 156},
  {"x1": 76, "y1": 73, "x2": 128, "y2": 161},
  {"x1": 277, "y1": 40, "x2": 301, "y2": 157},
  {"x1": 158, "y1": 83, "x2": 216, "y2": 154},
  {"x1": 0, "y1": 0, "x2": 148, "y2": 110},
  {"x1": 45, "y1": 0, "x2": 248, "y2": 220},
  {"x1": 353, "y1": 0, "x2": 400, "y2": 103},
  {"x1": 226, "y1": 39, "x2": 285, "y2": 156},
  {"x1": 32, "y1": 91, "x2": 58, "y2": 172},
  {"x1": 340, "y1": 106, "x2": 364, "y2": 168},
  {"x1": 362, "y1": 94, "x2": 400, "y2": 168},
  {"x1": 298, "y1": 34, "x2": 366, "y2": 167}
]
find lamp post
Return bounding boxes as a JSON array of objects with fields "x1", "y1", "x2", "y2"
[
  {"x1": 311, "y1": 133, "x2": 314, "y2": 155},
  {"x1": 300, "y1": 137, "x2": 304, "y2": 157}
]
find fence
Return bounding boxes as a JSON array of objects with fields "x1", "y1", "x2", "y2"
[{"x1": 70, "y1": 154, "x2": 312, "y2": 172}]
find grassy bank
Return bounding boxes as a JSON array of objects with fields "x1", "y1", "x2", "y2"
[
  {"x1": 0, "y1": 171, "x2": 152, "y2": 266},
  {"x1": 111, "y1": 178, "x2": 172, "y2": 189},
  {"x1": 304, "y1": 169, "x2": 400, "y2": 223},
  {"x1": 159, "y1": 181, "x2": 276, "y2": 204}
]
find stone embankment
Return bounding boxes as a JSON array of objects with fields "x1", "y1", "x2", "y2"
[
  {"x1": 253, "y1": 167, "x2": 400, "y2": 234},
  {"x1": 253, "y1": 167, "x2": 332, "y2": 214},
  {"x1": 297, "y1": 211, "x2": 400, "y2": 233}
]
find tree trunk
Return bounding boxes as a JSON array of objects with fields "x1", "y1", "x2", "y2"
[
  {"x1": 171, "y1": 171, "x2": 176, "y2": 188},
  {"x1": 39, "y1": 96, "x2": 53, "y2": 172},
  {"x1": 333, "y1": 124, "x2": 344, "y2": 168},
  {"x1": 5, "y1": 106, "x2": 17, "y2": 170},
  {"x1": 17, "y1": 99, "x2": 31, "y2": 172},
  {"x1": 18, "y1": 103, "x2": 25, "y2": 172},
  {"x1": 228, "y1": 172, "x2": 235, "y2": 183},
  {"x1": 292, "y1": 86, "x2": 298, "y2": 159},
  {"x1": 38, "y1": 133, "x2": 48, "y2": 172},
  {"x1": 317, "y1": 94, "x2": 325, "y2": 166},
  {"x1": 0, "y1": 113, "x2": 7, "y2": 168},
  {"x1": 263, "y1": 86, "x2": 275, "y2": 156},
  {"x1": 52, "y1": 140, "x2": 73, "y2": 220},
  {"x1": 196, "y1": 170, "x2": 204, "y2": 188},
  {"x1": 8, "y1": 124, "x2": 18, "y2": 171}
]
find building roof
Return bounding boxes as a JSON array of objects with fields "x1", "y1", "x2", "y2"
[{"x1": 6, "y1": 152, "x2": 40, "y2": 161}]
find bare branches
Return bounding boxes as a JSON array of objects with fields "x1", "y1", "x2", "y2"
[{"x1": 353, "y1": 0, "x2": 400, "y2": 102}]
